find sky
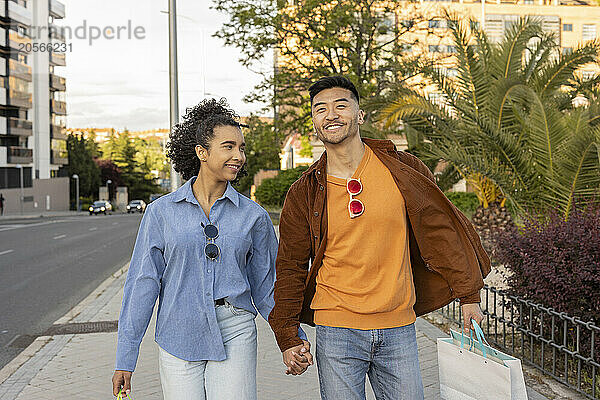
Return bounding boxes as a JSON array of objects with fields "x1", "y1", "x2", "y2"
[{"x1": 60, "y1": 0, "x2": 271, "y2": 131}]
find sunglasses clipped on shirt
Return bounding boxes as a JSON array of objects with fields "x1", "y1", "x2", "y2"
[
  {"x1": 346, "y1": 178, "x2": 364, "y2": 218},
  {"x1": 201, "y1": 222, "x2": 220, "y2": 261}
]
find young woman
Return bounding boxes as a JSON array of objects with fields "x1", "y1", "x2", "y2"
[{"x1": 111, "y1": 99, "x2": 305, "y2": 399}]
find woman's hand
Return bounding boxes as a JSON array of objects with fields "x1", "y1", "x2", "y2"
[{"x1": 112, "y1": 370, "x2": 132, "y2": 397}]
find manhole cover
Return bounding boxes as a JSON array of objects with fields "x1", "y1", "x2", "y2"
[
  {"x1": 5, "y1": 321, "x2": 119, "y2": 348},
  {"x1": 42, "y1": 321, "x2": 118, "y2": 335}
]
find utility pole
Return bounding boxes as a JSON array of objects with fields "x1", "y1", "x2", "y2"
[
  {"x1": 169, "y1": 0, "x2": 181, "y2": 191},
  {"x1": 72, "y1": 174, "x2": 80, "y2": 212}
]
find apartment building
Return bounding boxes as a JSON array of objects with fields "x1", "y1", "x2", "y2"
[
  {"x1": 395, "y1": 0, "x2": 600, "y2": 101},
  {"x1": 0, "y1": 0, "x2": 68, "y2": 214}
]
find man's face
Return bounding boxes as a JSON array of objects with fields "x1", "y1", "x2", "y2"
[{"x1": 311, "y1": 87, "x2": 364, "y2": 145}]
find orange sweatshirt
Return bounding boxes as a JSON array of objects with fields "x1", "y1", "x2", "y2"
[{"x1": 311, "y1": 145, "x2": 416, "y2": 329}]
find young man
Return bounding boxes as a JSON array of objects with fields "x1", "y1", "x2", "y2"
[{"x1": 268, "y1": 76, "x2": 490, "y2": 399}]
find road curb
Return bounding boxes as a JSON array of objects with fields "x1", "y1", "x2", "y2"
[{"x1": 0, "y1": 262, "x2": 129, "y2": 389}]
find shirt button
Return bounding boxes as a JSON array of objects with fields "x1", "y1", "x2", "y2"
[
  {"x1": 207, "y1": 269, "x2": 211, "y2": 273},
  {"x1": 320, "y1": 186, "x2": 324, "y2": 191},
  {"x1": 314, "y1": 211, "x2": 319, "y2": 216},
  {"x1": 206, "y1": 292, "x2": 210, "y2": 297},
  {"x1": 314, "y1": 235, "x2": 318, "y2": 240}
]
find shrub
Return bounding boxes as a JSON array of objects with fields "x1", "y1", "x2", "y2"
[
  {"x1": 255, "y1": 166, "x2": 308, "y2": 207},
  {"x1": 494, "y1": 201, "x2": 600, "y2": 326},
  {"x1": 444, "y1": 191, "x2": 479, "y2": 215}
]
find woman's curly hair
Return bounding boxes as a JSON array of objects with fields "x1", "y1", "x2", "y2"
[{"x1": 166, "y1": 98, "x2": 247, "y2": 182}]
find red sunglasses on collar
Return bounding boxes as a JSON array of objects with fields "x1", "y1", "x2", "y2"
[{"x1": 346, "y1": 178, "x2": 364, "y2": 218}]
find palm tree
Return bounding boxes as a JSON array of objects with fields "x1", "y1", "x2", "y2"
[{"x1": 377, "y1": 16, "x2": 600, "y2": 249}]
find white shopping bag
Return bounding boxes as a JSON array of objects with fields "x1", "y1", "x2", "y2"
[{"x1": 437, "y1": 320, "x2": 528, "y2": 400}]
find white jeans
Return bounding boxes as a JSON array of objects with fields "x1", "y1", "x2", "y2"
[{"x1": 158, "y1": 302, "x2": 257, "y2": 400}]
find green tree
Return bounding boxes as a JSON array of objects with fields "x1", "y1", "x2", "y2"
[
  {"x1": 213, "y1": 0, "x2": 430, "y2": 137},
  {"x1": 66, "y1": 134, "x2": 101, "y2": 208},
  {"x1": 235, "y1": 116, "x2": 284, "y2": 193},
  {"x1": 100, "y1": 130, "x2": 162, "y2": 201},
  {"x1": 378, "y1": 16, "x2": 600, "y2": 245}
]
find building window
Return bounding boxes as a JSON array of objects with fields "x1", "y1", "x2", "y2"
[
  {"x1": 429, "y1": 45, "x2": 443, "y2": 53},
  {"x1": 400, "y1": 43, "x2": 412, "y2": 53},
  {"x1": 562, "y1": 47, "x2": 573, "y2": 55},
  {"x1": 446, "y1": 45, "x2": 457, "y2": 53},
  {"x1": 429, "y1": 20, "x2": 441, "y2": 29},
  {"x1": 0, "y1": 167, "x2": 33, "y2": 189},
  {"x1": 563, "y1": 24, "x2": 573, "y2": 32},
  {"x1": 583, "y1": 24, "x2": 596, "y2": 41},
  {"x1": 17, "y1": 26, "x2": 28, "y2": 37}
]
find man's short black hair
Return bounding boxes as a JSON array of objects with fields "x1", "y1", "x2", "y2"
[{"x1": 309, "y1": 76, "x2": 360, "y2": 105}]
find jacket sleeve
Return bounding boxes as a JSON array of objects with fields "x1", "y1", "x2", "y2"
[
  {"x1": 268, "y1": 181, "x2": 311, "y2": 352},
  {"x1": 115, "y1": 203, "x2": 165, "y2": 371},
  {"x1": 399, "y1": 150, "x2": 484, "y2": 304}
]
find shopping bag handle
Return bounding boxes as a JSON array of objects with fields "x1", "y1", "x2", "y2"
[{"x1": 459, "y1": 319, "x2": 489, "y2": 358}]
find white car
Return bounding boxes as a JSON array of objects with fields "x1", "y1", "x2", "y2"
[
  {"x1": 89, "y1": 200, "x2": 113, "y2": 215},
  {"x1": 127, "y1": 200, "x2": 147, "y2": 213}
]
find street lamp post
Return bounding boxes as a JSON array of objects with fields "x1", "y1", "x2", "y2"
[
  {"x1": 106, "y1": 179, "x2": 112, "y2": 202},
  {"x1": 72, "y1": 174, "x2": 80, "y2": 212},
  {"x1": 169, "y1": 0, "x2": 181, "y2": 192},
  {"x1": 16, "y1": 164, "x2": 24, "y2": 215}
]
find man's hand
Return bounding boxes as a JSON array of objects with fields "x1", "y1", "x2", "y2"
[
  {"x1": 282, "y1": 340, "x2": 313, "y2": 375},
  {"x1": 112, "y1": 370, "x2": 132, "y2": 397},
  {"x1": 461, "y1": 303, "x2": 484, "y2": 335}
]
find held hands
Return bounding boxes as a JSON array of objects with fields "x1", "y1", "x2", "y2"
[
  {"x1": 282, "y1": 340, "x2": 313, "y2": 375},
  {"x1": 112, "y1": 370, "x2": 132, "y2": 397},
  {"x1": 461, "y1": 303, "x2": 484, "y2": 335}
]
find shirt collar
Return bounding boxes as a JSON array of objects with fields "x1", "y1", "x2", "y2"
[{"x1": 170, "y1": 177, "x2": 240, "y2": 207}]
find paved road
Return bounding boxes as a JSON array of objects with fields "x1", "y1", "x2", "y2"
[{"x1": 0, "y1": 213, "x2": 142, "y2": 369}]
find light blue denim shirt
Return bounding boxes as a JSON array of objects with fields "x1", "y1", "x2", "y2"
[{"x1": 115, "y1": 178, "x2": 305, "y2": 372}]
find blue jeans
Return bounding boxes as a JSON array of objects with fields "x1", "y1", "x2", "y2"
[
  {"x1": 158, "y1": 302, "x2": 257, "y2": 400},
  {"x1": 316, "y1": 323, "x2": 424, "y2": 400}
]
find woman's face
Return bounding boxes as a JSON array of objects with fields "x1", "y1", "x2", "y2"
[{"x1": 196, "y1": 125, "x2": 246, "y2": 182}]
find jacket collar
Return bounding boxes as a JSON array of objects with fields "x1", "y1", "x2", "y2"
[
  {"x1": 304, "y1": 137, "x2": 397, "y2": 185},
  {"x1": 170, "y1": 177, "x2": 240, "y2": 207}
]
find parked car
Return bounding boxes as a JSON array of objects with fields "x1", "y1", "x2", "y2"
[
  {"x1": 127, "y1": 200, "x2": 147, "y2": 213},
  {"x1": 89, "y1": 200, "x2": 113, "y2": 215}
]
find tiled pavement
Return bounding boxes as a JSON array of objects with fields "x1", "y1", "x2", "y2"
[{"x1": 0, "y1": 264, "x2": 547, "y2": 400}]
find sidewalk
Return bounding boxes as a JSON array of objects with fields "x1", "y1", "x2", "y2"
[
  {"x1": 0, "y1": 264, "x2": 549, "y2": 400},
  {"x1": 0, "y1": 210, "x2": 89, "y2": 222}
]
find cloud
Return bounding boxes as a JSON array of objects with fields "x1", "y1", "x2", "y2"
[{"x1": 62, "y1": 0, "x2": 270, "y2": 130}]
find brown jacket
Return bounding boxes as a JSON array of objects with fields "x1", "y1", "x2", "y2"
[{"x1": 268, "y1": 138, "x2": 491, "y2": 352}]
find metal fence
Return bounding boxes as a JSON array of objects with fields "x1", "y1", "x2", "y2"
[{"x1": 436, "y1": 285, "x2": 600, "y2": 399}]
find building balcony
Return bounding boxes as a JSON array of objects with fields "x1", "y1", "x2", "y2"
[
  {"x1": 7, "y1": 89, "x2": 32, "y2": 109},
  {"x1": 7, "y1": 1, "x2": 32, "y2": 26},
  {"x1": 50, "y1": 74, "x2": 66, "y2": 91},
  {"x1": 49, "y1": 52, "x2": 66, "y2": 67},
  {"x1": 7, "y1": 117, "x2": 33, "y2": 136},
  {"x1": 0, "y1": 88, "x2": 6, "y2": 106},
  {"x1": 8, "y1": 59, "x2": 32, "y2": 82},
  {"x1": 49, "y1": 23, "x2": 66, "y2": 42},
  {"x1": 0, "y1": 27, "x2": 6, "y2": 47},
  {"x1": 7, "y1": 146, "x2": 33, "y2": 164},
  {"x1": 50, "y1": 99, "x2": 67, "y2": 115},
  {"x1": 8, "y1": 31, "x2": 31, "y2": 52},
  {"x1": 49, "y1": 0, "x2": 66, "y2": 19},
  {"x1": 50, "y1": 124, "x2": 68, "y2": 140},
  {"x1": 51, "y1": 150, "x2": 68, "y2": 165}
]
